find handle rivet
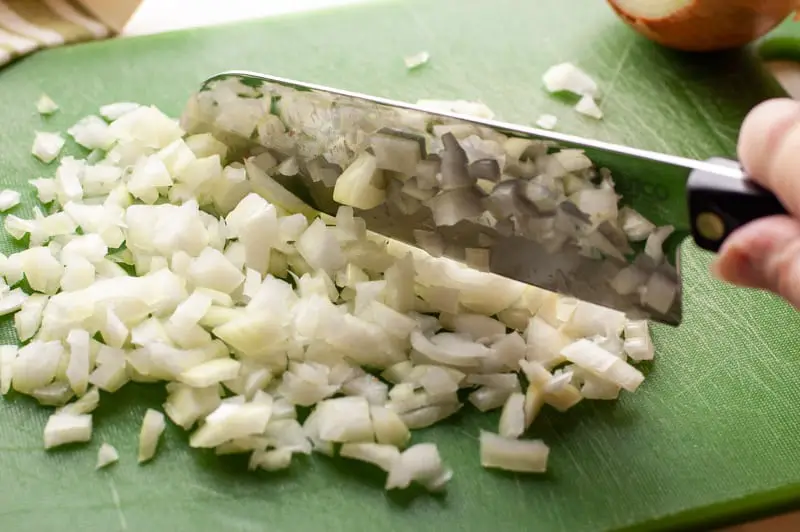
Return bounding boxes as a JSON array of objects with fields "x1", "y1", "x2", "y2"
[{"x1": 696, "y1": 212, "x2": 725, "y2": 241}]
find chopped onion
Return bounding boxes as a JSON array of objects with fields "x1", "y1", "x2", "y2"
[
  {"x1": 619, "y1": 207, "x2": 655, "y2": 241},
  {"x1": 0, "y1": 189, "x2": 20, "y2": 211},
  {"x1": 0, "y1": 288, "x2": 28, "y2": 316},
  {"x1": 624, "y1": 320, "x2": 654, "y2": 361},
  {"x1": 44, "y1": 413, "x2": 92, "y2": 449},
  {"x1": 249, "y1": 448, "x2": 293, "y2": 471},
  {"x1": 315, "y1": 396, "x2": 373, "y2": 443},
  {"x1": 371, "y1": 131, "x2": 422, "y2": 176},
  {"x1": 0, "y1": 345, "x2": 17, "y2": 395},
  {"x1": 179, "y1": 358, "x2": 241, "y2": 388},
  {"x1": 341, "y1": 442, "x2": 400, "y2": 472},
  {"x1": 138, "y1": 408, "x2": 166, "y2": 463},
  {"x1": 644, "y1": 225, "x2": 675, "y2": 264},
  {"x1": 480, "y1": 431, "x2": 549, "y2": 473},
  {"x1": 96, "y1": 442, "x2": 120, "y2": 469},
  {"x1": 37, "y1": 94, "x2": 59, "y2": 115},
  {"x1": 190, "y1": 402, "x2": 272, "y2": 448},
  {"x1": 560, "y1": 339, "x2": 644, "y2": 392},
  {"x1": 542, "y1": 63, "x2": 598, "y2": 97},
  {"x1": 610, "y1": 266, "x2": 648, "y2": 296},
  {"x1": 385, "y1": 443, "x2": 451, "y2": 491},
  {"x1": 370, "y1": 405, "x2": 410, "y2": 447},
  {"x1": 498, "y1": 392, "x2": 526, "y2": 438},
  {"x1": 66, "y1": 329, "x2": 90, "y2": 396},
  {"x1": 641, "y1": 271, "x2": 677, "y2": 315},
  {"x1": 68, "y1": 115, "x2": 114, "y2": 150},
  {"x1": 574, "y1": 95, "x2": 603, "y2": 119},
  {"x1": 535, "y1": 114, "x2": 558, "y2": 130},
  {"x1": 0, "y1": 93, "x2": 660, "y2": 495},
  {"x1": 404, "y1": 51, "x2": 430, "y2": 70},
  {"x1": 333, "y1": 152, "x2": 386, "y2": 210},
  {"x1": 525, "y1": 316, "x2": 569, "y2": 369},
  {"x1": 32, "y1": 132, "x2": 66, "y2": 163},
  {"x1": 58, "y1": 387, "x2": 100, "y2": 416},
  {"x1": 100, "y1": 102, "x2": 140, "y2": 121}
]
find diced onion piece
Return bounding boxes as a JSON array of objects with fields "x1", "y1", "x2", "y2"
[
  {"x1": 619, "y1": 207, "x2": 655, "y2": 241},
  {"x1": 370, "y1": 405, "x2": 410, "y2": 448},
  {"x1": 66, "y1": 329, "x2": 90, "y2": 396},
  {"x1": 190, "y1": 402, "x2": 272, "y2": 448},
  {"x1": 498, "y1": 392, "x2": 526, "y2": 438},
  {"x1": 163, "y1": 383, "x2": 221, "y2": 430},
  {"x1": 403, "y1": 51, "x2": 430, "y2": 70},
  {"x1": 44, "y1": 413, "x2": 92, "y2": 449},
  {"x1": 644, "y1": 225, "x2": 675, "y2": 264},
  {"x1": 68, "y1": 115, "x2": 114, "y2": 150},
  {"x1": 296, "y1": 218, "x2": 346, "y2": 274},
  {"x1": 542, "y1": 62, "x2": 598, "y2": 97},
  {"x1": 574, "y1": 95, "x2": 603, "y2": 119},
  {"x1": 249, "y1": 448, "x2": 293, "y2": 471},
  {"x1": 371, "y1": 132, "x2": 422, "y2": 176},
  {"x1": 341, "y1": 442, "x2": 400, "y2": 472},
  {"x1": 0, "y1": 288, "x2": 28, "y2": 316},
  {"x1": 316, "y1": 396, "x2": 373, "y2": 443},
  {"x1": 0, "y1": 345, "x2": 17, "y2": 395},
  {"x1": 385, "y1": 443, "x2": 451, "y2": 491},
  {"x1": 563, "y1": 301, "x2": 626, "y2": 338},
  {"x1": 0, "y1": 190, "x2": 21, "y2": 211},
  {"x1": 535, "y1": 114, "x2": 558, "y2": 130},
  {"x1": 468, "y1": 387, "x2": 512, "y2": 412},
  {"x1": 37, "y1": 94, "x2": 59, "y2": 115},
  {"x1": 333, "y1": 152, "x2": 386, "y2": 210},
  {"x1": 12, "y1": 340, "x2": 64, "y2": 394},
  {"x1": 624, "y1": 320, "x2": 654, "y2": 361},
  {"x1": 138, "y1": 408, "x2": 166, "y2": 463},
  {"x1": 560, "y1": 339, "x2": 644, "y2": 392},
  {"x1": 580, "y1": 373, "x2": 621, "y2": 400},
  {"x1": 57, "y1": 387, "x2": 100, "y2": 415},
  {"x1": 610, "y1": 266, "x2": 648, "y2": 296},
  {"x1": 179, "y1": 358, "x2": 241, "y2": 388},
  {"x1": 32, "y1": 132, "x2": 66, "y2": 163},
  {"x1": 416, "y1": 99, "x2": 496, "y2": 120},
  {"x1": 641, "y1": 272, "x2": 677, "y2": 315},
  {"x1": 96, "y1": 442, "x2": 120, "y2": 469},
  {"x1": 525, "y1": 316, "x2": 569, "y2": 369},
  {"x1": 262, "y1": 418, "x2": 311, "y2": 454},
  {"x1": 480, "y1": 431, "x2": 549, "y2": 473},
  {"x1": 100, "y1": 102, "x2": 140, "y2": 121},
  {"x1": 411, "y1": 330, "x2": 488, "y2": 368}
]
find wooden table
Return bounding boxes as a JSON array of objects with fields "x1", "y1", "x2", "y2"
[{"x1": 121, "y1": 2, "x2": 800, "y2": 530}]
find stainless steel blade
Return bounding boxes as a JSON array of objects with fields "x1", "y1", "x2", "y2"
[{"x1": 181, "y1": 71, "x2": 744, "y2": 325}]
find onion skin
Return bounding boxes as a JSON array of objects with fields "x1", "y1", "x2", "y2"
[{"x1": 606, "y1": 0, "x2": 798, "y2": 52}]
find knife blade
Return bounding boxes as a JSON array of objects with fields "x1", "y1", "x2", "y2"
[{"x1": 180, "y1": 71, "x2": 787, "y2": 326}]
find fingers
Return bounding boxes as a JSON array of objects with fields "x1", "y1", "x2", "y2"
[
  {"x1": 712, "y1": 215, "x2": 800, "y2": 309},
  {"x1": 737, "y1": 98, "x2": 800, "y2": 214}
]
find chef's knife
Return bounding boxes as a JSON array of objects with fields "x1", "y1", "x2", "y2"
[{"x1": 180, "y1": 71, "x2": 787, "y2": 326}]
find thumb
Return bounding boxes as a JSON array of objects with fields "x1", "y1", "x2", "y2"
[{"x1": 712, "y1": 216, "x2": 800, "y2": 308}]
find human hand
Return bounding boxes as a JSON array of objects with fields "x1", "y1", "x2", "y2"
[{"x1": 712, "y1": 98, "x2": 800, "y2": 307}]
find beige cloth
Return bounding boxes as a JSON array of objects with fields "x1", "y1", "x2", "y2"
[{"x1": 0, "y1": 0, "x2": 112, "y2": 65}]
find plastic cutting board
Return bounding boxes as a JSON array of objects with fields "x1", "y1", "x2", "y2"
[{"x1": 0, "y1": 1, "x2": 799, "y2": 531}]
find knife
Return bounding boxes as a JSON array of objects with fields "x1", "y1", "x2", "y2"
[{"x1": 180, "y1": 71, "x2": 788, "y2": 326}]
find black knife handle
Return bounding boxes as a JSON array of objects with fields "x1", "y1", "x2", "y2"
[{"x1": 687, "y1": 158, "x2": 788, "y2": 253}]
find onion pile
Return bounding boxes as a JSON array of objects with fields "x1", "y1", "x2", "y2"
[{"x1": 0, "y1": 88, "x2": 659, "y2": 492}]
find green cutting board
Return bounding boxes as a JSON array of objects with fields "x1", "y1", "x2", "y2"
[{"x1": 1, "y1": 1, "x2": 799, "y2": 531}]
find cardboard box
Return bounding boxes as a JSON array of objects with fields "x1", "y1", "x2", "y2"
[{"x1": 75, "y1": 0, "x2": 143, "y2": 33}]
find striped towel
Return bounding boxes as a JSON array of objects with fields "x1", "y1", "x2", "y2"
[{"x1": 0, "y1": 0, "x2": 110, "y2": 65}]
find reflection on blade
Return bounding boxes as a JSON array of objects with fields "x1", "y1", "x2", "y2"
[{"x1": 181, "y1": 71, "x2": 691, "y2": 325}]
